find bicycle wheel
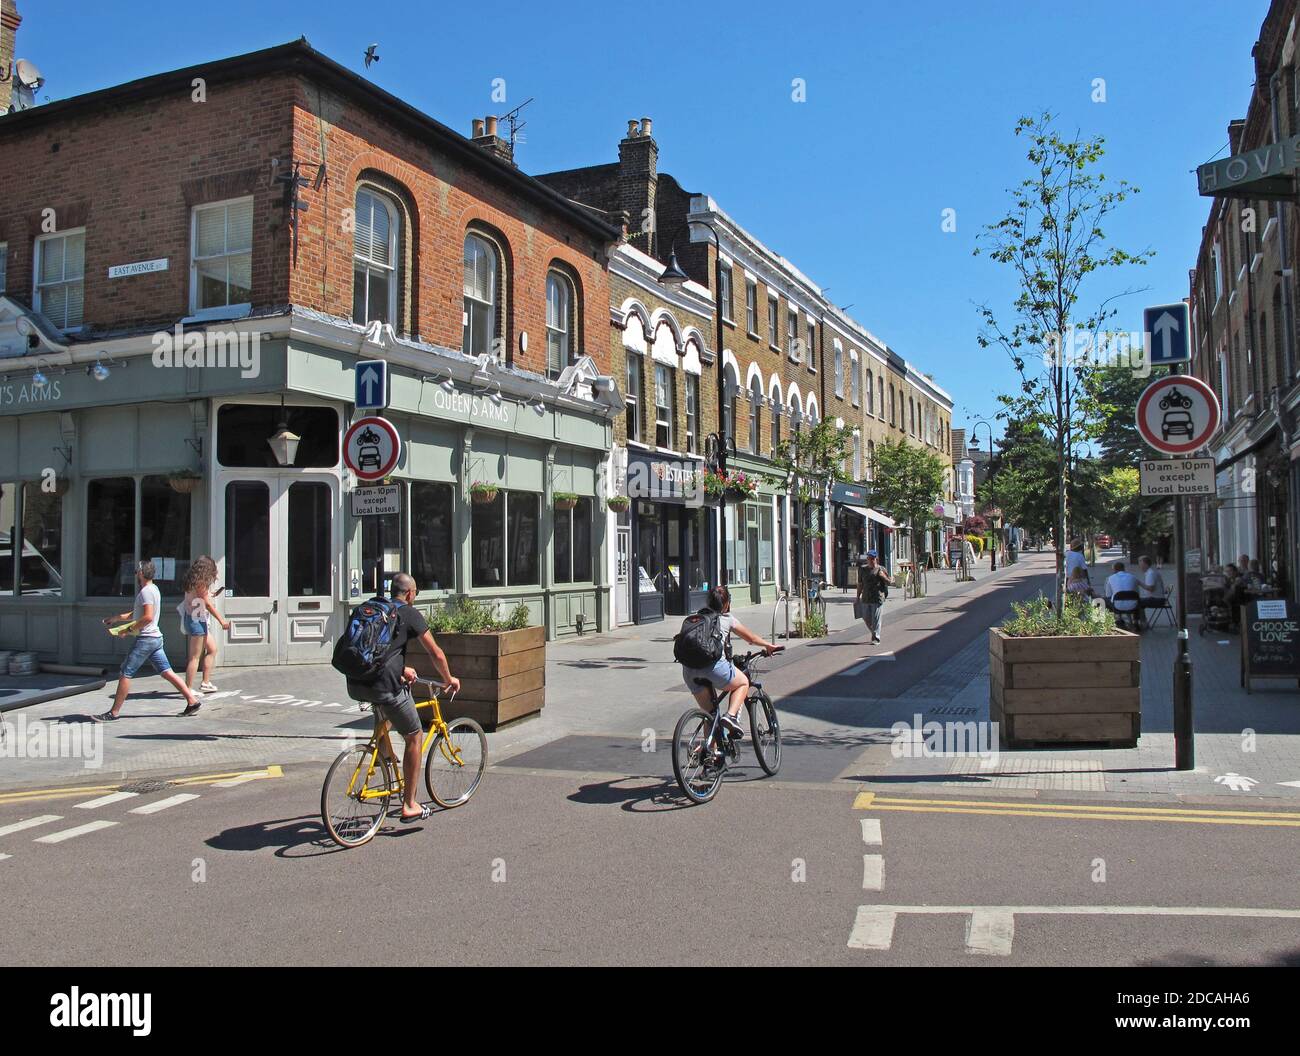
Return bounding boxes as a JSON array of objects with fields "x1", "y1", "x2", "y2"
[
  {"x1": 748, "y1": 690, "x2": 781, "y2": 775},
  {"x1": 425, "y1": 718, "x2": 487, "y2": 808},
  {"x1": 672, "y1": 709, "x2": 724, "y2": 804},
  {"x1": 321, "y1": 744, "x2": 393, "y2": 848}
]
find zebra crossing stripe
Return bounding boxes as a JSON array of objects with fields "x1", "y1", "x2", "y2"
[
  {"x1": 966, "y1": 909, "x2": 1016, "y2": 955},
  {"x1": 129, "y1": 793, "x2": 200, "y2": 815},
  {"x1": 862, "y1": 854, "x2": 884, "y2": 891},
  {"x1": 75, "y1": 791, "x2": 140, "y2": 810},
  {"x1": 35, "y1": 820, "x2": 118, "y2": 843},
  {"x1": 847, "y1": 908, "x2": 897, "y2": 950},
  {"x1": 0, "y1": 815, "x2": 62, "y2": 838}
]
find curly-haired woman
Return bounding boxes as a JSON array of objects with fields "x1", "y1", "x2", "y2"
[{"x1": 177, "y1": 556, "x2": 230, "y2": 695}]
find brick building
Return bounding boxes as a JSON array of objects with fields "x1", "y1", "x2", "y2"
[
  {"x1": 1189, "y1": 0, "x2": 1300, "y2": 597},
  {"x1": 0, "y1": 35, "x2": 625, "y2": 667},
  {"x1": 538, "y1": 120, "x2": 954, "y2": 617}
]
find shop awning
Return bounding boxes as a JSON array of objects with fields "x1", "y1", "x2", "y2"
[{"x1": 842, "y1": 504, "x2": 896, "y2": 528}]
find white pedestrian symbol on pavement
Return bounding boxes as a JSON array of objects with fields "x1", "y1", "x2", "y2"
[{"x1": 1213, "y1": 773, "x2": 1259, "y2": 792}]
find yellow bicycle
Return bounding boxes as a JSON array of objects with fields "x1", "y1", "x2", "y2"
[{"x1": 320, "y1": 677, "x2": 487, "y2": 848}]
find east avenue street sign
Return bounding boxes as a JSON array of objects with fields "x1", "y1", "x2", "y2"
[{"x1": 1140, "y1": 458, "x2": 1215, "y2": 497}]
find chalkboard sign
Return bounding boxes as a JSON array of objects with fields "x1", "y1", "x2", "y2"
[{"x1": 1240, "y1": 599, "x2": 1300, "y2": 693}]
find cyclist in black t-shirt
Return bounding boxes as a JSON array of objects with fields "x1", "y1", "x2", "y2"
[{"x1": 347, "y1": 572, "x2": 461, "y2": 822}]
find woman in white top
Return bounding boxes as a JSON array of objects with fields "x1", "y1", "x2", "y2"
[{"x1": 178, "y1": 555, "x2": 230, "y2": 693}]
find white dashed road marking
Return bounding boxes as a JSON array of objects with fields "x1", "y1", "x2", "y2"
[
  {"x1": 860, "y1": 818, "x2": 881, "y2": 845},
  {"x1": 129, "y1": 793, "x2": 200, "y2": 815},
  {"x1": 847, "y1": 908, "x2": 897, "y2": 950},
  {"x1": 0, "y1": 815, "x2": 62, "y2": 838},
  {"x1": 0, "y1": 853, "x2": 11, "y2": 862},
  {"x1": 75, "y1": 791, "x2": 140, "y2": 809},
  {"x1": 35, "y1": 820, "x2": 119, "y2": 843},
  {"x1": 839, "y1": 654, "x2": 895, "y2": 677},
  {"x1": 861, "y1": 854, "x2": 884, "y2": 891},
  {"x1": 966, "y1": 909, "x2": 1016, "y2": 955}
]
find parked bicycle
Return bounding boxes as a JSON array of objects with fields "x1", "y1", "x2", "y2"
[
  {"x1": 320, "y1": 676, "x2": 486, "y2": 847},
  {"x1": 672, "y1": 649, "x2": 783, "y2": 804}
]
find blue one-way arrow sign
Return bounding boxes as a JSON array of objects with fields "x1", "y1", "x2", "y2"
[
  {"x1": 1143, "y1": 302, "x2": 1191, "y2": 366},
  {"x1": 355, "y1": 359, "x2": 388, "y2": 410}
]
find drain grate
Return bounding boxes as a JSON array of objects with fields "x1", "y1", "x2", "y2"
[{"x1": 117, "y1": 779, "x2": 173, "y2": 795}]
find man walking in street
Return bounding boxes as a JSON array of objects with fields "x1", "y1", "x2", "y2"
[
  {"x1": 97, "y1": 560, "x2": 202, "y2": 720},
  {"x1": 856, "y1": 550, "x2": 892, "y2": 645}
]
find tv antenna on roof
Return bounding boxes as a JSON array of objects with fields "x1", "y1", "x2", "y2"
[{"x1": 499, "y1": 98, "x2": 533, "y2": 150}]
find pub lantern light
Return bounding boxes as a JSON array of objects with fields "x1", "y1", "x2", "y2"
[{"x1": 267, "y1": 398, "x2": 301, "y2": 467}]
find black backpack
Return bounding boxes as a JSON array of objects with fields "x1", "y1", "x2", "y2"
[
  {"x1": 673, "y1": 608, "x2": 724, "y2": 668},
  {"x1": 331, "y1": 596, "x2": 402, "y2": 682}
]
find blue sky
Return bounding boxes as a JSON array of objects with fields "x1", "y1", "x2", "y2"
[{"x1": 17, "y1": 0, "x2": 1263, "y2": 440}]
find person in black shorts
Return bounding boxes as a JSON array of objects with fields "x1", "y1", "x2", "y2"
[{"x1": 346, "y1": 572, "x2": 460, "y2": 822}]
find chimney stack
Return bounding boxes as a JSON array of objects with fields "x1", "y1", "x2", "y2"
[
  {"x1": 618, "y1": 116, "x2": 658, "y2": 256},
  {"x1": 471, "y1": 113, "x2": 514, "y2": 166},
  {"x1": 471, "y1": 117, "x2": 485, "y2": 138},
  {"x1": 0, "y1": 1, "x2": 22, "y2": 115}
]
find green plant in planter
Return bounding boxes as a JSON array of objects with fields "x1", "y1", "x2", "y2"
[
  {"x1": 428, "y1": 596, "x2": 532, "y2": 634},
  {"x1": 553, "y1": 491, "x2": 579, "y2": 510},
  {"x1": 469, "y1": 480, "x2": 498, "y2": 504},
  {"x1": 1000, "y1": 594, "x2": 1116, "y2": 637},
  {"x1": 798, "y1": 610, "x2": 828, "y2": 639},
  {"x1": 606, "y1": 495, "x2": 630, "y2": 512}
]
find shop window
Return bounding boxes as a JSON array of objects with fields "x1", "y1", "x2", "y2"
[
  {"x1": 0, "y1": 482, "x2": 63, "y2": 597},
  {"x1": 654, "y1": 363, "x2": 674, "y2": 449},
  {"x1": 472, "y1": 490, "x2": 538, "y2": 588},
  {"x1": 191, "y1": 198, "x2": 253, "y2": 317},
  {"x1": 546, "y1": 271, "x2": 573, "y2": 379},
  {"x1": 685, "y1": 374, "x2": 699, "y2": 454},
  {"x1": 625, "y1": 351, "x2": 643, "y2": 443},
  {"x1": 725, "y1": 505, "x2": 748, "y2": 587},
  {"x1": 554, "y1": 497, "x2": 593, "y2": 584},
  {"x1": 287, "y1": 482, "x2": 331, "y2": 597},
  {"x1": 216, "y1": 405, "x2": 338, "y2": 468},
  {"x1": 34, "y1": 229, "x2": 85, "y2": 330},
  {"x1": 85, "y1": 478, "x2": 136, "y2": 597},
  {"x1": 352, "y1": 188, "x2": 398, "y2": 326},
  {"x1": 463, "y1": 232, "x2": 500, "y2": 360},
  {"x1": 140, "y1": 476, "x2": 192, "y2": 596},
  {"x1": 411, "y1": 482, "x2": 455, "y2": 592},
  {"x1": 636, "y1": 500, "x2": 662, "y2": 597},
  {"x1": 224, "y1": 480, "x2": 270, "y2": 598},
  {"x1": 759, "y1": 504, "x2": 774, "y2": 583}
]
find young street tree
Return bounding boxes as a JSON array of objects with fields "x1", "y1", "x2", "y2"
[
  {"x1": 975, "y1": 113, "x2": 1152, "y2": 609},
  {"x1": 772, "y1": 416, "x2": 854, "y2": 599},
  {"x1": 869, "y1": 439, "x2": 947, "y2": 568}
]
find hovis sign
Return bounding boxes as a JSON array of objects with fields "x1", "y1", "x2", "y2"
[{"x1": 1139, "y1": 458, "x2": 1215, "y2": 497}]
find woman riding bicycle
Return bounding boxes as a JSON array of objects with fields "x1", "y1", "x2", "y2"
[{"x1": 679, "y1": 586, "x2": 779, "y2": 740}]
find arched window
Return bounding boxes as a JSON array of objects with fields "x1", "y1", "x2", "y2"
[
  {"x1": 463, "y1": 231, "x2": 500, "y2": 359},
  {"x1": 865, "y1": 370, "x2": 874, "y2": 415},
  {"x1": 353, "y1": 186, "x2": 399, "y2": 325},
  {"x1": 850, "y1": 354, "x2": 860, "y2": 406},
  {"x1": 723, "y1": 363, "x2": 740, "y2": 444},
  {"x1": 909, "y1": 397, "x2": 915, "y2": 435},
  {"x1": 877, "y1": 377, "x2": 884, "y2": 419},
  {"x1": 834, "y1": 344, "x2": 844, "y2": 397},
  {"x1": 888, "y1": 384, "x2": 895, "y2": 426},
  {"x1": 545, "y1": 270, "x2": 574, "y2": 379}
]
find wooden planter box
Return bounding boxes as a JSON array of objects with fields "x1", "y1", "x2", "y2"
[
  {"x1": 989, "y1": 628, "x2": 1141, "y2": 748},
  {"x1": 413, "y1": 625, "x2": 545, "y2": 732}
]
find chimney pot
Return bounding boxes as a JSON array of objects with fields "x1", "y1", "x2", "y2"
[
  {"x1": 485, "y1": 115, "x2": 498, "y2": 137},
  {"x1": 472, "y1": 117, "x2": 485, "y2": 138},
  {"x1": 640, "y1": 117, "x2": 653, "y2": 137},
  {"x1": 627, "y1": 119, "x2": 639, "y2": 138}
]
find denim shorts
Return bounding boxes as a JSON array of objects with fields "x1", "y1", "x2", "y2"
[
  {"x1": 180, "y1": 615, "x2": 208, "y2": 637},
  {"x1": 121, "y1": 634, "x2": 173, "y2": 678},
  {"x1": 681, "y1": 656, "x2": 737, "y2": 693}
]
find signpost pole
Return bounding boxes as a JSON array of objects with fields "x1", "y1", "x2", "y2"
[{"x1": 1171, "y1": 361, "x2": 1194, "y2": 770}]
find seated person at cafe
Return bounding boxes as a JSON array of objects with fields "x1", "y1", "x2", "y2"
[
  {"x1": 1066, "y1": 566, "x2": 1095, "y2": 599},
  {"x1": 1137, "y1": 556, "x2": 1167, "y2": 616},
  {"x1": 1104, "y1": 561, "x2": 1141, "y2": 624}
]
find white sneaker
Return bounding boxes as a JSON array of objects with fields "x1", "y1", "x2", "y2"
[{"x1": 199, "y1": 682, "x2": 218, "y2": 693}]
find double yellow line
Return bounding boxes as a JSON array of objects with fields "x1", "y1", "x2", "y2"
[
  {"x1": 0, "y1": 765, "x2": 284, "y2": 806},
  {"x1": 853, "y1": 791, "x2": 1300, "y2": 827}
]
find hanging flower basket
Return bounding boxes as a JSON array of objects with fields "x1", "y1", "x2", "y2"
[
  {"x1": 723, "y1": 471, "x2": 759, "y2": 504},
  {"x1": 606, "y1": 495, "x2": 630, "y2": 513},
  {"x1": 470, "y1": 481, "x2": 499, "y2": 505},
  {"x1": 554, "y1": 492, "x2": 579, "y2": 511},
  {"x1": 167, "y1": 471, "x2": 202, "y2": 494}
]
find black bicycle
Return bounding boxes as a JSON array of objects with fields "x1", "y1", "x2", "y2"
[{"x1": 672, "y1": 649, "x2": 783, "y2": 804}]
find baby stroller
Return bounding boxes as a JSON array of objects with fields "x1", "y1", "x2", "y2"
[{"x1": 1199, "y1": 574, "x2": 1231, "y2": 635}]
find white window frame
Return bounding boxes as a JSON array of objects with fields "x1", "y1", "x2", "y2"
[
  {"x1": 745, "y1": 279, "x2": 758, "y2": 334},
  {"x1": 719, "y1": 264, "x2": 734, "y2": 323},
  {"x1": 768, "y1": 293, "x2": 780, "y2": 349},
  {"x1": 34, "y1": 228, "x2": 87, "y2": 332},
  {"x1": 189, "y1": 197, "x2": 253, "y2": 322},
  {"x1": 685, "y1": 373, "x2": 699, "y2": 454},
  {"x1": 625, "y1": 351, "x2": 643, "y2": 444},
  {"x1": 654, "y1": 362, "x2": 674, "y2": 450},
  {"x1": 546, "y1": 270, "x2": 573, "y2": 380},
  {"x1": 834, "y1": 344, "x2": 844, "y2": 397},
  {"x1": 351, "y1": 187, "x2": 399, "y2": 327},
  {"x1": 463, "y1": 231, "x2": 501, "y2": 360}
]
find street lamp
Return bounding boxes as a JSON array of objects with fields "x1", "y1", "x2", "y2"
[
  {"x1": 660, "y1": 217, "x2": 732, "y2": 587},
  {"x1": 970, "y1": 419, "x2": 997, "y2": 571}
]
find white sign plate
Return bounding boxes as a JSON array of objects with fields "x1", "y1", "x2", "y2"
[
  {"x1": 1256, "y1": 599, "x2": 1288, "y2": 620},
  {"x1": 108, "y1": 258, "x2": 169, "y2": 279},
  {"x1": 350, "y1": 484, "x2": 401, "y2": 516},
  {"x1": 1139, "y1": 458, "x2": 1215, "y2": 497}
]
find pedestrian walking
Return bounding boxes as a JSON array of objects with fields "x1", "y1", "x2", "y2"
[
  {"x1": 855, "y1": 550, "x2": 892, "y2": 645},
  {"x1": 97, "y1": 560, "x2": 202, "y2": 720},
  {"x1": 178, "y1": 555, "x2": 230, "y2": 693}
]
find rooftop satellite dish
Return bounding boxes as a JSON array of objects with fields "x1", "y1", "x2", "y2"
[{"x1": 10, "y1": 59, "x2": 43, "y2": 112}]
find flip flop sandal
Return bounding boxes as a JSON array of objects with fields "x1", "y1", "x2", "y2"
[{"x1": 399, "y1": 804, "x2": 433, "y2": 823}]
